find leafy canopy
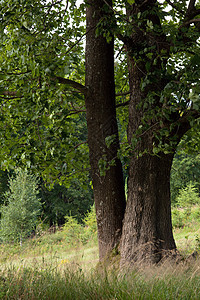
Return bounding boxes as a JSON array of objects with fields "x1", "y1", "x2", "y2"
[
  {"x1": 0, "y1": 0, "x2": 200, "y2": 180},
  {"x1": 0, "y1": 0, "x2": 89, "y2": 186}
]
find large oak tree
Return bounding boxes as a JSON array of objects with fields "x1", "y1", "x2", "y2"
[
  {"x1": 0, "y1": 0, "x2": 200, "y2": 265},
  {"x1": 119, "y1": 0, "x2": 200, "y2": 264}
]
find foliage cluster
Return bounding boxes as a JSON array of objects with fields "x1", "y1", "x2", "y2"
[
  {"x1": 172, "y1": 182, "x2": 200, "y2": 229},
  {"x1": 0, "y1": 168, "x2": 41, "y2": 244},
  {"x1": 171, "y1": 150, "x2": 200, "y2": 205},
  {"x1": 53, "y1": 205, "x2": 97, "y2": 246},
  {"x1": 40, "y1": 178, "x2": 93, "y2": 226},
  {"x1": 0, "y1": 0, "x2": 89, "y2": 190}
]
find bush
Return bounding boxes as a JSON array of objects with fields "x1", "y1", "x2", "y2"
[
  {"x1": 82, "y1": 205, "x2": 97, "y2": 244},
  {"x1": 172, "y1": 182, "x2": 200, "y2": 228},
  {"x1": 176, "y1": 182, "x2": 200, "y2": 207},
  {"x1": 63, "y1": 216, "x2": 83, "y2": 245},
  {"x1": 62, "y1": 205, "x2": 97, "y2": 246},
  {"x1": 0, "y1": 168, "x2": 42, "y2": 245},
  {"x1": 172, "y1": 209, "x2": 185, "y2": 228},
  {"x1": 172, "y1": 206, "x2": 200, "y2": 229},
  {"x1": 83, "y1": 205, "x2": 97, "y2": 233}
]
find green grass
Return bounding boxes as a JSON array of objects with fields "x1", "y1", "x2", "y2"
[
  {"x1": 1, "y1": 218, "x2": 200, "y2": 299},
  {"x1": 174, "y1": 222, "x2": 200, "y2": 254},
  {"x1": 1, "y1": 259, "x2": 200, "y2": 299},
  {"x1": 0, "y1": 231, "x2": 99, "y2": 273}
]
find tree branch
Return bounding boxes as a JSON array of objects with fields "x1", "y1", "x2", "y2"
[
  {"x1": 0, "y1": 91, "x2": 17, "y2": 96},
  {"x1": 188, "y1": 0, "x2": 196, "y2": 8},
  {"x1": 74, "y1": 140, "x2": 88, "y2": 149},
  {"x1": 116, "y1": 91, "x2": 130, "y2": 97},
  {"x1": 116, "y1": 100, "x2": 130, "y2": 108},
  {"x1": 165, "y1": 0, "x2": 184, "y2": 14},
  {"x1": 68, "y1": 110, "x2": 86, "y2": 115},
  {"x1": 179, "y1": 18, "x2": 200, "y2": 28},
  {"x1": 0, "y1": 95, "x2": 23, "y2": 100},
  {"x1": 178, "y1": 109, "x2": 200, "y2": 127},
  {"x1": 52, "y1": 76, "x2": 87, "y2": 94},
  {"x1": 184, "y1": 0, "x2": 200, "y2": 21},
  {"x1": 186, "y1": 0, "x2": 196, "y2": 17}
]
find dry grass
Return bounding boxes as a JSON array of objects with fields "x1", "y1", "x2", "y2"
[
  {"x1": 0, "y1": 224, "x2": 200, "y2": 299},
  {"x1": 1, "y1": 257, "x2": 200, "y2": 299}
]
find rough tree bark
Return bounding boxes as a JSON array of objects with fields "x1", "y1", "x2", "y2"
[
  {"x1": 120, "y1": 64, "x2": 176, "y2": 264},
  {"x1": 85, "y1": 0, "x2": 126, "y2": 260},
  {"x1": 120, "y1": 0, "x2": 197, "y2": 265},
  {"x1": 121, "y1": 108, "x2": 191, "y2": 265}
]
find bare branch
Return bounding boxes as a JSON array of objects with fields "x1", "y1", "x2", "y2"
[
  {"x1": 68, "y1": 110, "x2": 86, "y2": 115},
  {"x1": 116, "y1": 100, "x2": 130, "y2": 108},
  {"x1": 0, "y1": 96, "x2": 23, "y2": 100},
  {"x1": 116, "y1": 91, "x2": 130, "y2": 97},
  {"x1": 61, "y1": 26, "x2": 96, "y2": 59},
  {"x1": 74, "y1": 140, "x2": 88, "y2": 149},
  {"x1": 0, "y1": 76, "x2": 87, "y2": 101},
  {"x1": 179, "y1": 18, "x2": 200, "y2": 28},
  {"x1": 0, "y1": 91, "x2": 17, "y2": 96},
  {"x1": 52, "y1": 76, "x2": 87, "y2": 94}
]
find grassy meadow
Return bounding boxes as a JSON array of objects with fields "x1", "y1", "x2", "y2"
[{"x1": 1, "y1": 210, "x2": 200, "y2": 299}]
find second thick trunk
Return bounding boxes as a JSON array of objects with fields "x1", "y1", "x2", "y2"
[
  {"x1": 85, "y1": 0, "x2": 126, "y2": 260},
  {"x1": 120, "y1": 150, "x2": 176, "y2": 266}
]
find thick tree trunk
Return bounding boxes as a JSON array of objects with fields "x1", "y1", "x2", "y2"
[
  {"x1": 120, "y1": 69, "x2": 177, "y2": 265},
  {"x1": 85, "y1": 0, "x2": 126, "y2": 260},
  {"x1": 120, "y1": 53, "x2": 187, "y2": 266},
  {"x1": 120, "y1": 149, "x2": 176, "y2": 266}
]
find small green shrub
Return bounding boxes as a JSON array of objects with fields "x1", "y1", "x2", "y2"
[
  {"x1": 172, "y1": 182, "x2": 200, "y2": 229},
  {"x1": 82, "y1": 205, "x2": 97, "y2": 243},
  {"x1": 61, "y1": 206, "x2": 97, "y2": 246},
  {"x1": 176, "y1": 182, "x2": 200, "y2": 207},
  {"x1": 63, "y1": 215, "x2": 83, "y2": 245},
  {"x1": 172, "y1": 206, "x2": 200, "y2": 229},
  {"x1": 172, "y1": 209, "x2": 185, "y2": 228}
]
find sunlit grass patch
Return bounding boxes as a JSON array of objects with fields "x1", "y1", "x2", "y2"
[{"x1": 173, "y1": 223, "x2": 200, "y2": 255}]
